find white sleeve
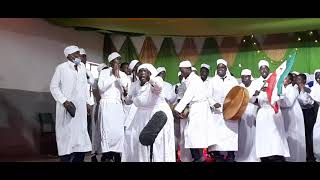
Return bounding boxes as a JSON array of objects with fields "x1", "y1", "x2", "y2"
[
  {"x1": 175, "y1": 81, "x2": 194, "y2": 113},
  {"x1": 124, "y1": 81, "x2": 136, "y2": 105},
  {"x1": 207, "y1": 79, "x2": 217, "y2": 107},
  {"x1": 310, "y1": 86, "x2": 320, "y2": 103},
  {"x1": 298, "y1": 91, "x2": 314, "y2": 106},
  {"x1": 50, "y1": 66, "x2": 67, "y2": 104},
  {"x1": 117, "y1": 71, "x2": 129, "y2": 88},
  {"x1": 150, "y1": 76, "x2": 163, "y2": 95},
  {"x1": 98, "y1": 69, "x2": 116, "y2": 93},
  {"x1": 279, "y1": 88, "x2": 298, "y2": 108},
  {"x1": 86, "y1": 70, "x2": 95, "y2": 86}
]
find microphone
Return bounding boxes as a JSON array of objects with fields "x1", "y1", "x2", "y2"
[
  {"x1": 139, "y1": 111, "x2": 167, "y2": 146},
  {"x1": 139, "y1": 111, "x2": 167, "y2": 162}
]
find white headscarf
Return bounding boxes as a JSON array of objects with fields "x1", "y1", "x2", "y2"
[
  {"x1": 215, "y1": 59, "x2": 231, "y2": 77},
  {"x1": 64, "y1": 45, "x2": 79, "y2": 57},
  {"x1": 137, "y1": 63, "x2": 158, "y2": 79}
]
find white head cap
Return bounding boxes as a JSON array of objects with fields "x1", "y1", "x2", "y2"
[
  {"x1": 79, "y1": 48, "x2": 86, "y2": 55},
  {"x1": 129, "y1": 60, "x2": 139, "y2": 70},
  {"x1": 292, "y1": 71, "x2": 299, "y2": 75},
  {"x1": 108, "y1": 52, "x2": 121, "y2": 62},
  {"x1": 64, "y1": 45, "x2": 79, "y2": 57},
  {"x1": 157, "y1": 67, "x2": 166, "y2": 73},
  {"x1": 97, "y1": 63, "x2": 107, "y2": 73},
  {"x1": 241, "y1": 69, "x2": 254, "y2": 80},
  {"x1": 201, "y1": 64, "x2": 210, "y2": 70},
  {"x1": 137, "y1": 63, "x2": 158, "y2": 78},
  {"x1": 192, "y1": 67, "x2": 197, "y2": 71},
  {"x1": 217, "y1": 59, "x2": 227, "y2": 66},
  {"x1": 179, "y1": 60, "x2": 192, "y2": 68},
  {"x1": 258, "y1": 60, "x2": 269, "y2": 69},
  {"x1": 241, "y1": 69, "x2": 252, "y2": 76}
]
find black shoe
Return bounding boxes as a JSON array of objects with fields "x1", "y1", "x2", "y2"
[
  {"x1": 307, "y1": 158, "x2": 316, "y2": 162},
  {"x1": 91, "y1": 155, "x2": 98, "y2": 162},
  {"x1": 193, "y1": 156, "x2": 206, "y2": 162},
  {"x1": 225, "y1": 156, "x2": 235, "y2": 162},
  {"x1": 215, "y1": 156, "x2": 225, "y2": 162}
]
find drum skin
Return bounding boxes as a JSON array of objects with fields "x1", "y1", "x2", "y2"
[{"x1": 223, "y1": 86, "x2": 249, "y2": 120}]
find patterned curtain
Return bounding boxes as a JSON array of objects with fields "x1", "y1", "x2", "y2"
[
  {"x1": 179, "y1": 38, "x2": 198, "y2": 65},
  {"x1": 139, "y1": 37, "x2": 158, "y2": 64},
  {"x1": 195, "y1": 38, "x2": 223, "y2": 76},
  {"x1": 154, "y1": 37, "x2": 180, "y2": 84},
  {"x1": 103, "y1": 33, "x2": 117, "y2": 63},
  {"x1": 119, "y1": 36, "x2": 138, "y2": 63}
]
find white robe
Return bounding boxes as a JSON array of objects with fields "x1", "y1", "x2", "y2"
[
  {"x1": 235, "y1": 83, "x2": 260, "y2": 162},
  {"x1": 50, "y1": 61, "x2": 92, "y2": 156},
  {"x1": 310, "y1": 82, "x2": 320, "y2": 161},
  {"x1": 207, "y1": 75, "x2": 239, "y2": 151},
  {"x1": 122, "y1": 75, "x2": 138, "y2": 162},
  {"x1": 123, "y1": 77, "x2": 175, "y2": 162},
  {"x1": 163, "y1": 81, "x2": 177, "y2": 105},
  {"x1": 279, "y1": 84, "x2": 306, "y2": 162},
  {"x1": 252, "y1": 76, "x2": 290, "y2": 158},
  {"x1": 90, "y1": 78, "x2": 102, "y2": 155},
  {"x1": 173, "y1": 82, "x2": 192, "y2": 162},
  {"x1": 98, "y1": 68, "x2": 128, "y2": 153},
  {"x1": 175, "y1": 72, "x2": 211, "y2": 149}
]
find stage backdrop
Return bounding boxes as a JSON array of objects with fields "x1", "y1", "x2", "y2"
[{"x1": 104, "y1": 31, "x2": 320, "y2": 84}]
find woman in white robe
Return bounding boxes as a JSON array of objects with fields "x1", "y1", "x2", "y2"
[
  {"x1": 310, "y1": 69, "x2": 320, "y2": 161},
  {"x1": 279, "y1": 74, "x2": 306, "y2": 162},
  {"x1": 123, "y1": 64, "x2": 175, "y2": 162}
]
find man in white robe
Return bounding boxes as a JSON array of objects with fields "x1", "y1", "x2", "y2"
[
  {"x1": 206, "y1": 59, "x2": 239, "y2": 162},
  {"x1": 123, "y1": 64, "x2": 175, "y2": 162},
  {"x1": 310, "y1": 69, "x2": 320, "y2": 161},
  {"x1": 251, "y1": 60, "x2": 290, "y2": 162},
  {"x1": 235, "y1": 69, "x2": 260, "y2": 162},
  {"x1": 297, "y1": 73, "x2": 317, "y2": 162},
  {"x1": 200, "y1": 64, "x2": 212, "y2": 89},
  {"x1": 50, "y1": 45, "x2": 92, "y2": 162},
  {"x1": 98, "y1": 52, "x2": 129, "y2": 162},
  {"x1": 173, "y1": 60, "x2": 212, "y2": 162}
]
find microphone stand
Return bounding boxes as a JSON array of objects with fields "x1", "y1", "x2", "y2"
[{"x1": 150, "y1": 144, "x2": 153, "y2": 162}]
